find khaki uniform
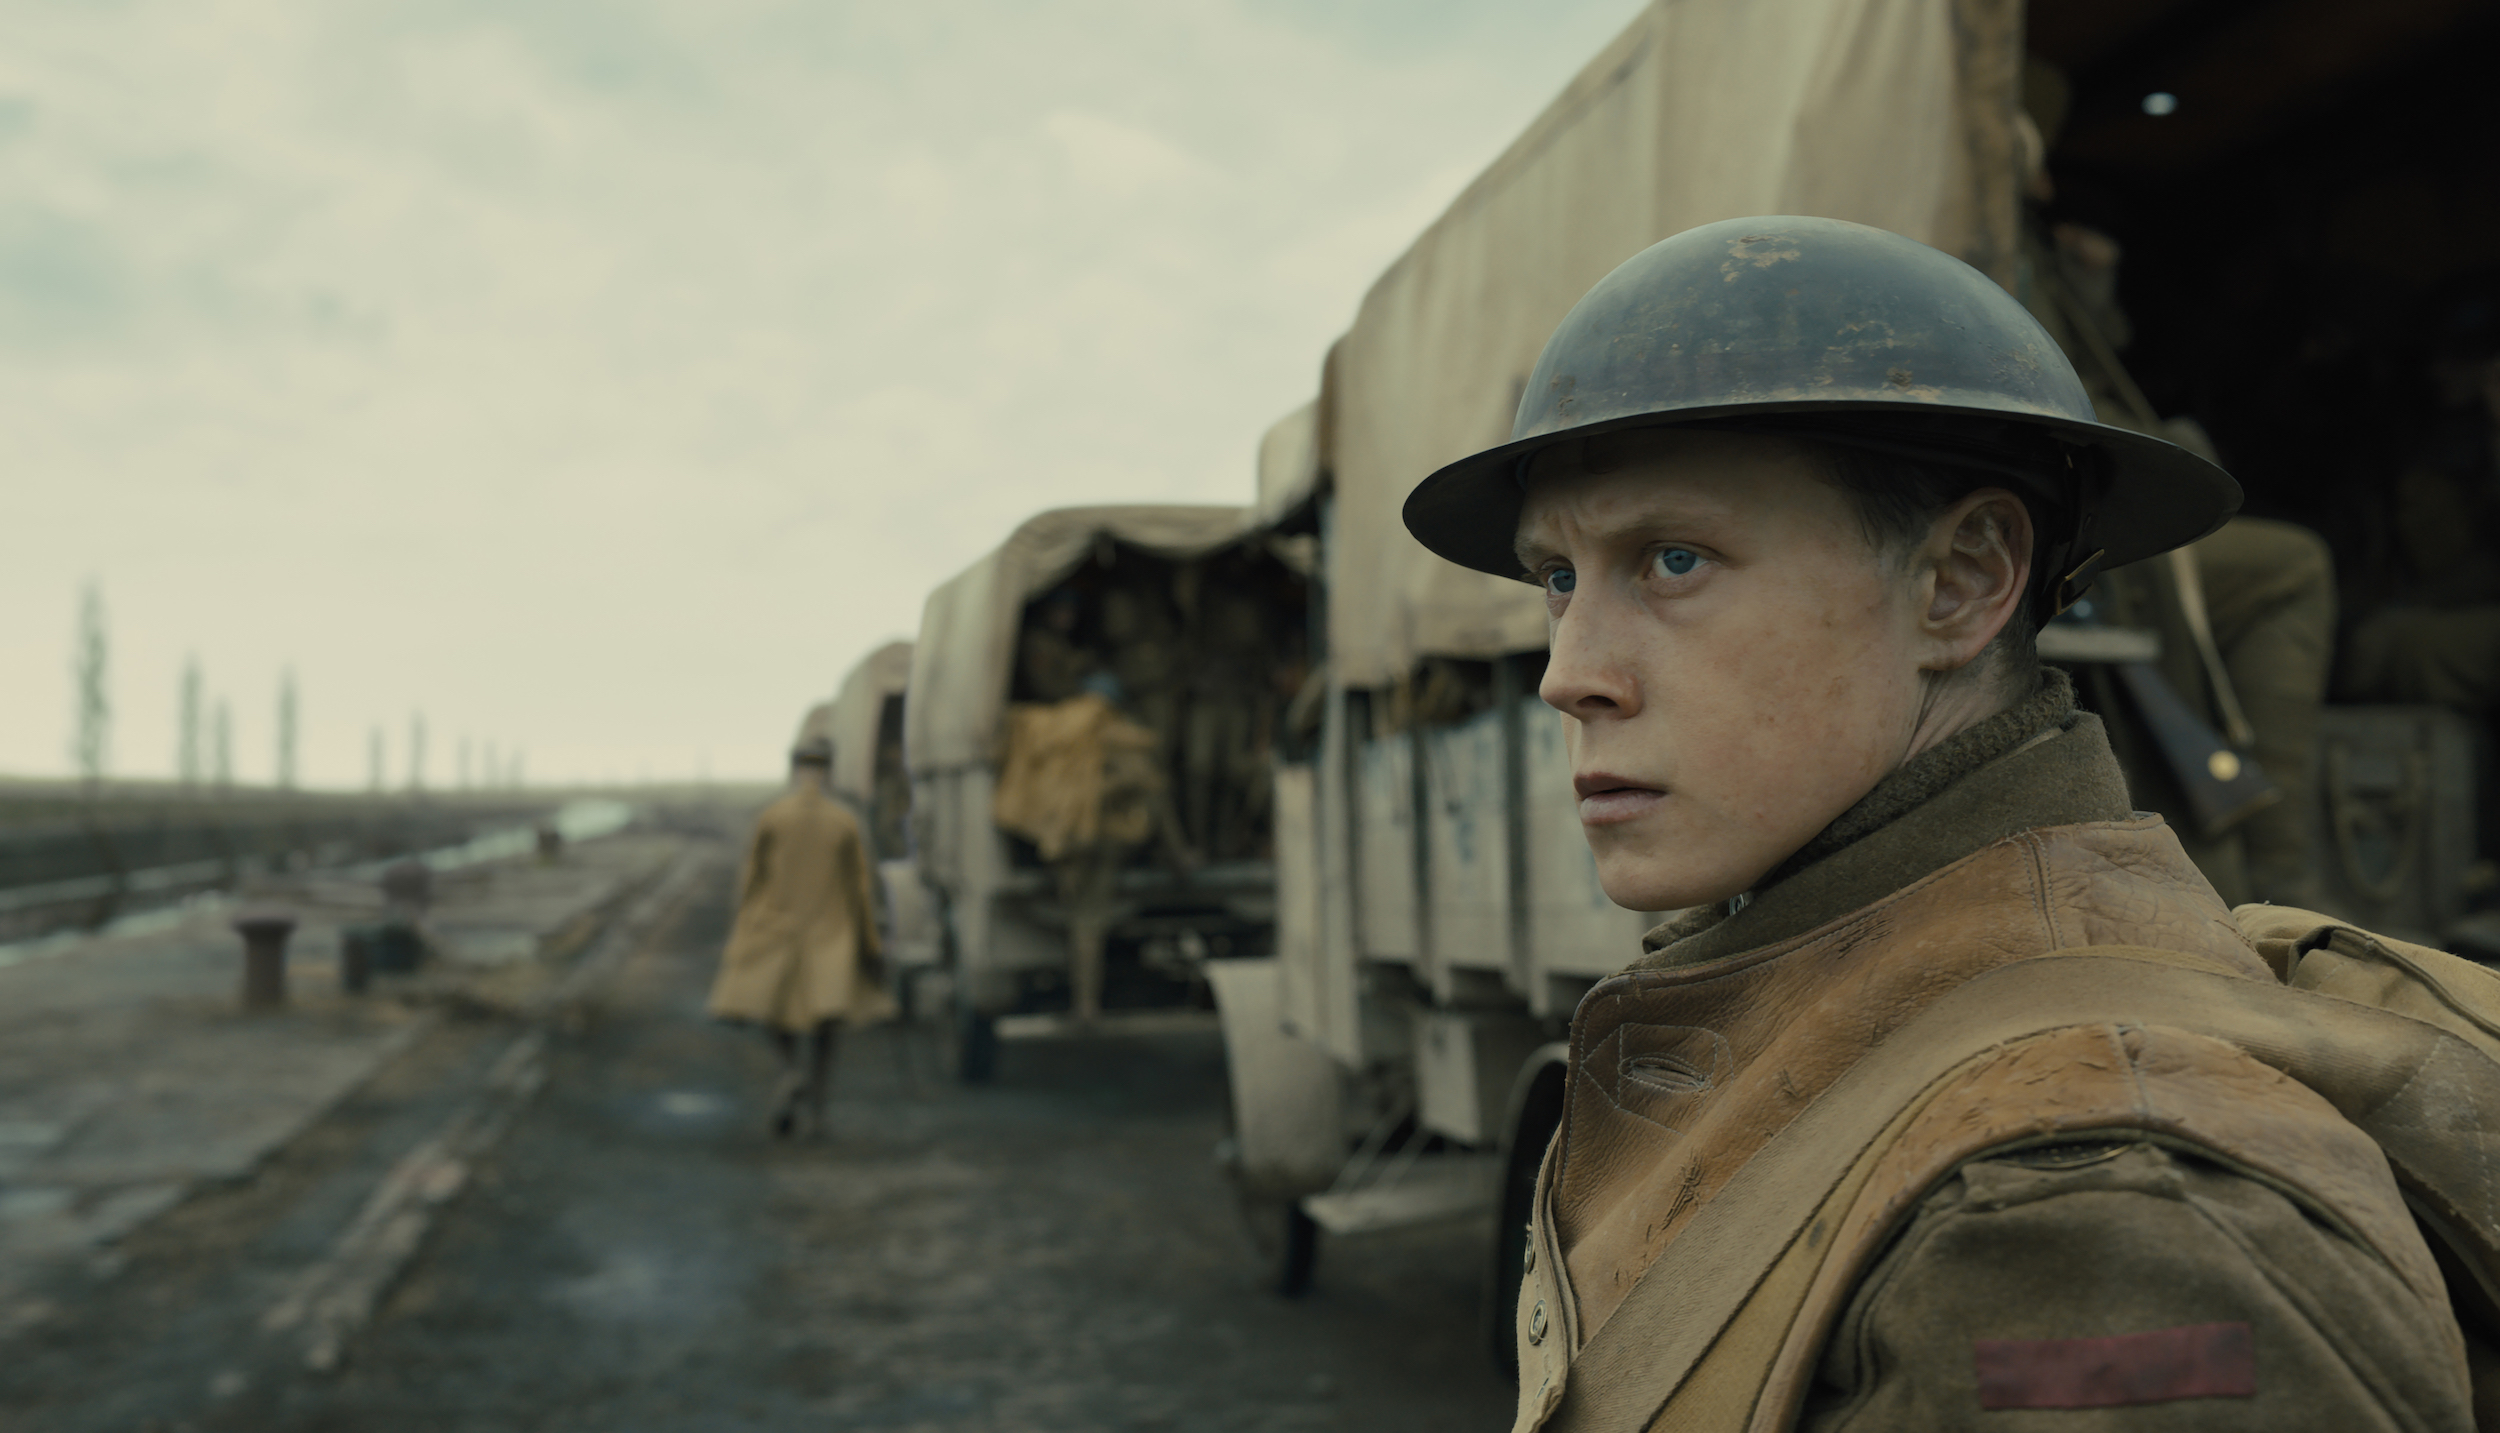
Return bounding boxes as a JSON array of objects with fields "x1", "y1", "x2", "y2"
[
  {"x1": 1017, "y1": 624, "x2": 1092, "y2": 705},
  {"x1": 2343, "y1": 605, "x2": 2500, "y2": 715},
  {"x1": 708, "y1": 785, "x2": 891, "y2": 1032},
  {"x1": 2323, "y1": 409, "x2": 2500, "y2": 761},
  {"x1": 2086, "y1": 518, "x2": 2337, "y2": 906},
  {"x1": 1103, "y1": 587, "x2": 1186, "y2": 820},
  {"x1": 1183, "y1": 588, "x2": 1279, "y2": 861},
  {"x1": 1512, "y1": 675, "x2": 2500, "y2": 1431},
  {"x1": 2017, "y1": 218, "x2": 2339, "y2": 905}
]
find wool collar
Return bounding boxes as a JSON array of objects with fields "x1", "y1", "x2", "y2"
[{"x1": 1632, "y1": 668, "x2": 2136, "y2": 970}]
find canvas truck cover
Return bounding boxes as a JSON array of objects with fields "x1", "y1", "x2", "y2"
[
  {"x1": 904, "y1": 504, "x2": 1258, "y2": 779},
  {"x1": 828, "y1": 640, "x2": 912, "y2": 810},
  {"x1": 1322, "y1": 0, "x2": 2020, "y2": 686},
  {"x1": 792, "y1": 701, "x2": 834, "y2": 752},
  {"x1": 1255, "y1": 401, "x2": 1322, "y2": 529}
]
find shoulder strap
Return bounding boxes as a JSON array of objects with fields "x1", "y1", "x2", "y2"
[
  {"x1": 1541, "y1": 946, "x2": 2500, "y2": 1433},
  {"x1": 2166, "y1": 545, "x2": 2256, "y2": 748},
  {"x1": 2040, "y1": 258, "x2": 2251, "y2": 746},
  {"x1": 2241, "y1": 904, "x2": 2500, "y2": 1052}
]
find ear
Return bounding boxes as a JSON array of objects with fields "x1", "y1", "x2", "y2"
[{"x1": 1914, "y1": 488, "x2": 2032, "y2": 673}]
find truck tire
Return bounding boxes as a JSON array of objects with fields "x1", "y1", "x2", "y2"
[
  {"x1": 950, "y1": 999, "x2": 998, "y2": 1084},
  {"x1": 1224, "y1": 1184, "x2": 1322, "y2": 1298},
  {"x1": 1277, "y1": 1202, "x2": 1319, "y2": 1298},
  {"x1": 1487, "y1": 1050, "x2": 1570, "y2": 1377}
]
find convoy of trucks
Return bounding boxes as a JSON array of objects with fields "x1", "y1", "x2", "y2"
[
  {"x1": 899, "y1": 505, "x2": 1310, "y2": 1080},
  {"x1": 784, "y1": 0, "x2": 2493, "y2": 1371},
  {"x1": 820, "y1": 642, "x2": 945, "y2": 1003}
]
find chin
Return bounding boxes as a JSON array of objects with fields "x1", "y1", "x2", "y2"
[{"x1": 1593, "y1": 851, "x2": 1754, "y2": 915}]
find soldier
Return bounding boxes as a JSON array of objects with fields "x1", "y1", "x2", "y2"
[
  {"x1": 1183, "y1": 581, "x2": 1280, "y2": 860},
  {"x1": 708, "y1": 735, "x2": 891, "y2": 1138},
  {"x1": 2344, "y1": 340, "x2": 2500, "y2": 718},
  {"x1": 1402, "y1": 217, "x2": 2500, "y2": 1428},
  {"x1": 2073, "y1": 471, "x2": 2339, "y2": 908},
  {"x1": 1018, "y1": 588, "x2": 1094, "y2": 704},
  {"x1": 1102, "y1": 583, "x2": 1187, "y2": 813},
  {"x1": 2016, "y1": 62, "x2": 2337, "y2": 907}
]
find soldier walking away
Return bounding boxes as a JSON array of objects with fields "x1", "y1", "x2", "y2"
[
  {"x1": 1403, "y1": 216, "x2": 2500, "y2": 1430},
  {"x1": 708, "y1": 734, "x2": 892, "y2": 1137}
]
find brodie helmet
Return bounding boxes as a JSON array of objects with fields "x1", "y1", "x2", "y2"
[{"x1": 1400, "y1": 216, "x2": 2240, "y2": 612}]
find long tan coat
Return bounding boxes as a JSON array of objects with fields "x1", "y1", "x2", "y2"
[{"x1": 707, "y1": 784, "x2": 891, "y2": 1032}]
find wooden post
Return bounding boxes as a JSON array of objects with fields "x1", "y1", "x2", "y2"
[{"x1": 232, "y1": 912, "x2": 297, "y2": 1011}]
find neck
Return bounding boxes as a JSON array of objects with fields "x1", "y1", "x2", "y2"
[
  {"x1": 1900, "y1": 662, "x2": 2019, "y2": 765},
  {"x1": 1762, "y1": 667, "x2": 2072, "y2": 893}
]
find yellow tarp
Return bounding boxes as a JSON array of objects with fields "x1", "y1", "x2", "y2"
[{"x1": 991, "y1": 694, "x2": 1165, "y2": 861}]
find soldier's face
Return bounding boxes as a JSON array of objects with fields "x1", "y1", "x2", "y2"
[{"x1": 1514, "y1": 431, "x2": 1936, "y2": 912}]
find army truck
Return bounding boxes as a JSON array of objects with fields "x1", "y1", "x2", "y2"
[
  {"x1": 1211, "y1": 0, "x2": 2496, "y2": 1357},
  {"x1": 907, "y1": 505, "x2": 1312, "y2": 1081},
  {"x1": 823, "y1": 642, "x2": 945, "y2": 1004}
]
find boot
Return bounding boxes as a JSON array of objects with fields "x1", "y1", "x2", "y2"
[{"x1": 768, "y1": 1071, "x2": 806, "y2": 1139}]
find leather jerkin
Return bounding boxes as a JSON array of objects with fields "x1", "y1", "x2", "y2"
[{"x1": 1510, "y1": 818, "x2": 2500, "y2": 1432}]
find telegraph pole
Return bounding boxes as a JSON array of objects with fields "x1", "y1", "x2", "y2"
[
  {"x1": 178, "y1": 656, "x2": 203, "y2": 792},
  {"x1": 70, "y1": 582, "x2": 109, "y2": 796},
  {"x1": 276, "y1": 668, "x2": 299, "y2": 790}
]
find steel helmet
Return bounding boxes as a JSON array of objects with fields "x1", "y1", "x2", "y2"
[{"x1": 1401, "y1": 215, "x2": 2240, "y2": 612}]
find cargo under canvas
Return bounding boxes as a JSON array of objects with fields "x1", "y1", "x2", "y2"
[{"x1": 2310, "y1": 706, "x2": 2475, "y2": 942}]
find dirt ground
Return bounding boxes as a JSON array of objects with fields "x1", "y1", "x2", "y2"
[{"x1": 2, "y1": 864, "x2": 1513, "y2": 1432}]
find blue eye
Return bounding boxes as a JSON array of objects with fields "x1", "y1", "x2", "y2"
[
  {"x1": 1654, "y1": 547, "x2": 1700, "y2": 577},
  {"x1": 1544, "y1": 567, "x2": 1576, "y2": 595}
]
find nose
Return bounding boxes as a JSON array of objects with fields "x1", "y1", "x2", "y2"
[{"x1": 1540, "y1": 594, "x2": 1641, "y2": 721}]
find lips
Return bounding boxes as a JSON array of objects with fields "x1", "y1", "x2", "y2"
[{"x1": 1575, "y1": 771, "x2": 1665, "y2": 826}]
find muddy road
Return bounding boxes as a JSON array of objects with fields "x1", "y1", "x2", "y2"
[{"x1": 4, "y1": 861, "x2": 1512, "y2": 1432}]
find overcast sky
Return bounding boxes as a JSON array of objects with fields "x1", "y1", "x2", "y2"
[{"x1": 2, "y1": 0, "x2": 1646, "y2": 787}]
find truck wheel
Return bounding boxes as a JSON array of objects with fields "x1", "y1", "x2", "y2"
[
  {"x1": 1487, "y1": 1055, "x2": 1569, "y2": 1377},
  {"x1": 1277, "y1": 1203, "x2": 1319, "y2": 1298},
  {"x1": 1227, "y1": 1190, "x2": 1320, "y2": 1298},
  {"x1": 949, "y1": 999, "x2": 998, "y2": 1084}
]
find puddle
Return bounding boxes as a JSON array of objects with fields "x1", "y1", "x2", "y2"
[
  {"x1": 0, "y1": 1187, "x2": 73, "y2": 1221},
  {"x1": 656, "y1": 1091, "x2": 729, "y2": 1120}
]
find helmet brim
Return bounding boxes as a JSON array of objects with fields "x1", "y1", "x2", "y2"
[{"x1": 1402, "y1": 399, "x2": 2241, "y2": 584}]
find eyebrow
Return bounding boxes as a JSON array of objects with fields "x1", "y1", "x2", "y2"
[
  {"x1": 1513, "y1": 493, "x2": 1730, "y2": 573},
  {"x1": 1513, "y1": 524, "x2": 1562, "y2": 573},
  {"x1": 1510, "y1": 472, "x2": 1750, "y2": 572}
]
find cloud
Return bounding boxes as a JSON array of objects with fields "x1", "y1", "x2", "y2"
[
  {"x1": 0, "y1": 201, "x2": 129, "y2": 345},
  {"x1": 0, "y1": 0, "x2": 1649, "y2": 785},
  {"x1": 1044, "y1": 110, "x2": 1209, "y2": 197}
]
